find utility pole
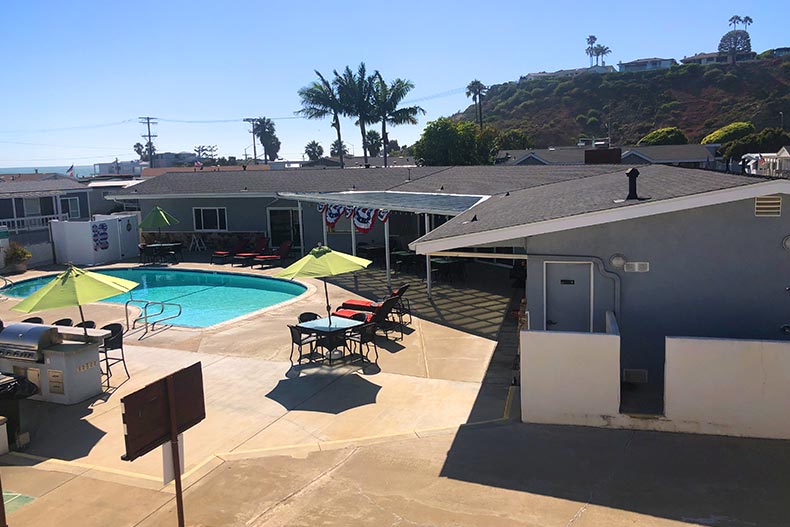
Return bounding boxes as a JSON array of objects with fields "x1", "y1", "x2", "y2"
[
  {"x1": 139, "y1": 116, "x2": 158, "y2": 168},
  {"x1": 243, "y1": 118, "x2": 258, "y2": 165}
]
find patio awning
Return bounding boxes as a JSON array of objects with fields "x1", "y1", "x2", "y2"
[{"x1": 277, "y1": 191, "x2": 487, "y2": 216}]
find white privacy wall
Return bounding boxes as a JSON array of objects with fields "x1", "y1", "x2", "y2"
[
  {"x1": 665, "y1": 337, "x2": 790, "y2": 439},
  {"x1": 521, "y1": 328, "x2": 621, "y2": 426}
]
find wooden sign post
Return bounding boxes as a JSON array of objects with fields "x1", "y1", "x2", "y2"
[{"x1": 121, "y1": 363, "x2": 205, "y2": 527}]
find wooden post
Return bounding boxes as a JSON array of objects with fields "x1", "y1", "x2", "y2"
[{"x1": 166, "y1": 376, "x2": 185, "y2": 527}]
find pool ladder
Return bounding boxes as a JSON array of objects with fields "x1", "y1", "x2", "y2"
[
  {"x1": 0, "y1": 275, "x2": 14, "y2": 302},
  {"x1": 125, "y1": 299, "x2": 183, "y2": 339}
]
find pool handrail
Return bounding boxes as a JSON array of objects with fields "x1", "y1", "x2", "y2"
[{"x1": 125, "y1": 298, "x2": 183, "y2": 339}]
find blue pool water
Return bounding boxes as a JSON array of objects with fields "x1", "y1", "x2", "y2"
[{"x1": 3, "y1": 268, "x2": 307, "y2": 328}]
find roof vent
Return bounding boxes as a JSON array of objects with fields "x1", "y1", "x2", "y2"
[
  {"x1": 505, "y1": 191, "x2": 510, "y2": 196},
  {"x1": 471, "y1": 215, "x2": 478, "y2": 222},
  {"x1": 755, "y1": 196, "x2": 781, "y2": 217},
  {"x1": 626, "y1": 168, "x2": 640, "y2": 200}
]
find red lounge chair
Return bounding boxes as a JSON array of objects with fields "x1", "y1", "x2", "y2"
[
  {"x1": 340, "y1": 284, "x2": 411, "y2": 325},
  {"x1": 254, "y1": 240, "x2": 292, "y2": 268},
  {"x1": 334, "y1": 296, "x2": 403, "y2": 340},
  {"x1": 232, "y1": 237, "x2": 269, "y2": 266},
  {"x1": 210, "y1": 239, "x2": 249, "y2": 264}
]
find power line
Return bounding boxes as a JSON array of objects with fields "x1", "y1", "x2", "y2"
[
  {"x1": 0, "y1": 119, "x2": 136, "y2": 135},
  {"x1": 0, "y1": 140, "x2": 129, "y2": 150}
]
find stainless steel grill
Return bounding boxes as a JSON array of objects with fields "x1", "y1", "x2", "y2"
[{"x1": 0, "y1": 322, "x2": 64, "y2": 362}]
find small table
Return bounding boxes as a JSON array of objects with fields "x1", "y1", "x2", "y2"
[{"x1": 297, "y1": 316, "x2": 364, "y2": 364}]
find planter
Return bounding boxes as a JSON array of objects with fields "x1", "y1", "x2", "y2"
[{"x1": 4, "y1": 262, "x2": 28, "y2": 274}]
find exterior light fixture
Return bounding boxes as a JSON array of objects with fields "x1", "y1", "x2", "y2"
[
  {"x1": 783, "y1": 235, "x2": 790, "y2": 250},
  {"x1": 609, "y1": 253, "x2": 626, "y2": 268}
]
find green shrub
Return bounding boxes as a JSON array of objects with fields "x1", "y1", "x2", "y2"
[
  {"x1": 638, "y1": 127, "x2": 689, "y2": 145},
  {"x1": 4, "y1": 241, "x2": 32, "y2": 264},
  {"x1": 701, "y1": 121, "x2": 755, "y2": 144}
]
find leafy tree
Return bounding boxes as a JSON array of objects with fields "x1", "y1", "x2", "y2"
[
  {"x1": 496, "y1": 129, "x2": 533, "y2": 150},
  {"x1": 637, "y1": 127, "x2": 688, "y2": 145},
  {"x1": 253, "y1": 117, "x2": 280, "y2": 164},
  {"x1": 330, "y1": 139, "x2": 349, "y2": 157},
  {"x1": 334, "y1": 62, "x2": 375, "y2": 164},
  {"x1": 718, "y1": 30, "x2": 752, "y2": 63},
  {"x1": 466, "y1": 80, "x2": 487, "y2": 131},
  {"x1": 365, "y1": 130, "x2": 382, "y2": 157},
  {"x1": 701, "y1": 122, "x2": 755, "y2": 144},
  {"x1": 370, "y1": 72, "x2": 425, "y2": 166},
  {"x1": 722, "y1": 127, "x2": 790, "y2": 160},
  {"x1": 585, "y1": 35, "x2": 597, "y2": 67},
  {"x1": 386, "y1": 139, "x2": 400, "y2": 153},
  {"x1": 298, "y1": 70, "x2": 345, "y2": 168},
  {"x1": 412, "y1": 118, "x2": 496, "y2": 166},
  {"x1": 133, "y1": 142, "x2": 145, "y2": 160},
  {"x1": 304, "y1": 140, "x2": 324, "y2": 160}
]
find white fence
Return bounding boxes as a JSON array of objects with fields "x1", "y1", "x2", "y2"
[{"x1": 0, "y1": 214, "x2": 67, "y2": 233}]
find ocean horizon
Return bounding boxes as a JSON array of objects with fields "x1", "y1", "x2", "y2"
[{"x1": 0, "y1": 165, "x2": 94, "y2": 178}]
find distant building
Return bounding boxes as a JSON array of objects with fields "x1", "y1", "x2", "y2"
[
  {"x1": 681, "y1": 51, "x2": 756, "y2": 65},
  {"x1": 520, "y1": 65, "x2": 615, "y2": 82},
  {"x1": 152, "y1": 151, "x2": 199, "y2": 168},
  {"x1": 618, "y1": 57, "x2": 677, "y2": 73},
  {"x1": 771, "y1": 47, "x2": 790, "y2": 57},
  {"x1": 93, "y1": 159, "x2": 143, "y2": 176},
  {"x1": 497, "y1": 144, "x2": 718, "y2": 169}
]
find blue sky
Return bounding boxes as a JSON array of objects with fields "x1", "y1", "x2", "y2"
[{"x1": 0, "y1": 0, "x2": 785, "y2": 168}]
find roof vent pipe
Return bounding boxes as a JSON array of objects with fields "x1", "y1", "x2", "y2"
[{"x1": 626, "y1": 168, "x2": 640, "y2": 200}]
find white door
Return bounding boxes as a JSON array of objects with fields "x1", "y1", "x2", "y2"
[{"x1": 544, "y1": 262, "x2": 593, "y2": 332}]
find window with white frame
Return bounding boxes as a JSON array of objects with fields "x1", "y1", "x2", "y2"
[
  {"x1": 23, "y1": 198, "x2": 41, "y2": 216},
  {"x1": 60, "y1": 197, "x2": 80, "y2": 219},
  {"x1": 193, "y1": 207, "x2": 227, "y2": 231}
]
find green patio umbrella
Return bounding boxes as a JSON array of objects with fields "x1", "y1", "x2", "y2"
[
  {"x1": 276, "y1": 245, "x2": 371, "y2": 322},
  {"x1": 139, "y1": 205, "x2": 180, "y2": 237},
  {"x1": 12, "y1": 265, "x2": 139, "y2": 335}
]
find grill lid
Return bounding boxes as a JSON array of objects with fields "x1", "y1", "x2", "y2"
[{"x1": 0, "y1": 322, "x2": 64, "y2": 351}]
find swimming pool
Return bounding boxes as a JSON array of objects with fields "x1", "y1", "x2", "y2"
[{"x1": 3, "y1": 268, "x2": 307, "y2": 328}]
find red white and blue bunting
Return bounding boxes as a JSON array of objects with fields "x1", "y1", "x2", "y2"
[
  {"x1": 353, "y1": 208, "x2": 377, "y2": 233},
  {"x1": 318, "y1": 204, "x2": 392, "y2": 232},
  {"x1": 324, "y1": 204, "x2": 346, "y2": 227},
  {"x1": 377, "y1": 209, "x2": 391, "y2": 223}
]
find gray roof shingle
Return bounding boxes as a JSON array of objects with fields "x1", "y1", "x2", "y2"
[{"x1": 0, "y1": 178, "x2": 87, "y2": 198}]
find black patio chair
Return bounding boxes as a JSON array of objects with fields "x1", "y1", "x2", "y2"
[
  {"x1": 346, "y1": 322, "x2": 379, "y2": 363},
  {"x1": 100, "y1": 323, "x2": 129, "y2": 387},
  {"x1": 21, "y1": 317, "x2": 43, "y2": 324},
  {"x1": 75, "y1": 320, "x2": 96, "y2": 329},
  {"x1": 288, "y1": 324, "x2": 320, "y2": 364},
  {"x1": 52, "y1": 318, "x2": 73, "y2": 326},
  {"x1": 298, "y1": 312, "x2": 320, "y2": 323}
]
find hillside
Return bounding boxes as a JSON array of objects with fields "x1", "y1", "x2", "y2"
[{"x1": 455, "y1": 58, "x2": 790, "y2": 147}]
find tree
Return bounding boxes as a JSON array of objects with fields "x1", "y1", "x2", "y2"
[
  {"x1": 728, "y1": 15, "x2": 742, "y2": 29},
  {"x1": 718, "y1": 30, "x2": 752, "y2": 63},
  {"x1": 370, "y1": 72, "x2": 425, "y2": 166},
  {"x1": 304, "y1": 140, "x2": 324, "y2": 161},
  {"x1": 496, "y1": 129, "x2": 533, "y2": 150},
  {"x1": 742, "y1": 16, "x2": 753, "y2": 29},
  {"x1": 133, "y1": 142, "x2": 145, "y2": 160},
  {"x1": 586, "y1": 35, "x2": 597, "y2": 67},
  {"x1": 592, "y1": 44, "x2": 611, "y2": 66},
  {"x1": 722, "y1": 127, "x2": 790, "y2": 160},
  {"x1": 253, "y1": 117, "x2": 279, "y2": 164},
  {"x1": 365, "y1": 130, "x2": 382, "y2": 157},
  {"x1": 330, "y1": 139, "x2": 348, "y2": 157},
  {"x1": 637, "y1": 127, "x2": 688, "y2": 146},
  {"x1": 334, "y1": 62, "x2": 375, "y2": 165},
  {"x1": 297, "y1": 70, "x2": 346, "y2": 168},
  {"x1": 701, "y1": 122, "x2": 755, "y2": 145},
  {"x1": 412, "y1": 117, "x2": 497, "y2": 166},
  {"x1": 466, "y1": 80, "x2": 487, "y2": 131}
]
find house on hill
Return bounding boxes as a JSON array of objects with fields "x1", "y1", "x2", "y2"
[
  {"x1": 497, "y1": 144, "x2": 717, "y2": 169},
  {"x1": 618, "y1": 57, "x2": 677, "y2": 72},
  {"x1": 681, "y1": 51, "x2": 756, "y2": 65},
  {"x1": 520, "y1": 65, "x2": 615, "y2": 82}
]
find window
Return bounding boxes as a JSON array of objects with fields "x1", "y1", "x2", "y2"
[
  {"x1": 23, "y1": 198, "x2": 41, "y2": 216},
  {"x1": 193, "y1": 207, "x2": 227, "y2": 231},
  {"x1": 60, "y1": 197, "x2": 80, "y2": 219}
]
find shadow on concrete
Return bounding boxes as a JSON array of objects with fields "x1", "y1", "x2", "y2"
[
  {"x1": 266, "y1": 372, "x2": 381, "y2": 414},
  {"x1": 20, "y1": 398, "x2": 106, "y2": 461}
]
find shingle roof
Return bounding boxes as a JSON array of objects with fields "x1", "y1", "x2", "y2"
[
  {"x1": 0, "y1": 178, "x2": 87, "y2": 197},
  {"x1": 624, "y1": 144, "x2": 715, "y2": 163},
  {"x1": 414, "y1": 166, "x2": 769, "y2": 245}
]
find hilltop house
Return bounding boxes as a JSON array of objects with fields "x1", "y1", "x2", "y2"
[
  {"x1": 497, "y1": 144, "x2": 718, "y2": 169},
  {"x1": 618, "y1": 57, "x2": 677, "y2": 72},
  {"x1": 681, "y1": 51, "x2": 757, "y2": 65},
  {"x1": 520, "y1": 65, "x2": 615, "y2": 82}
]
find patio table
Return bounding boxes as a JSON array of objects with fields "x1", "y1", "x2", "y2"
[{"x1": 297, "y1": 316, "x2": 364, "y2": 364}]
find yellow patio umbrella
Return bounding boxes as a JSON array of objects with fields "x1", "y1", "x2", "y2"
[
  {"x1": 139, "y1": 205, "x2": 180, "y2": 239},
  {"x1": 12, "y1": 265, "x2": 139, "y2": 335},
  {"x1": 276, "y1": 245, "x2": 371, "y2": 322}
]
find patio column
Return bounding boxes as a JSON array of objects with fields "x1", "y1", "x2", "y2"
[
  {"x1": 11, "y1": 198, "x2": 18, "y2": 233},
  {"x1": 297, "y1": 201, "x2": 305, "y2": 257},
  {"x1": 424, "y1": 213, "x2": 431, "y2": 297},
  {"x1": 350, "y1": 214, "x2": 357, "y2": 256},
  {"x1": 322, "y1": 210, "x2": 328, "y2": 247},
  {"x1": 384, "y1": 219, "x2": 391, "y2": 289}
]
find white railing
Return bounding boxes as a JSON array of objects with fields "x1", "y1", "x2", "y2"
[{"x1": 0, "y1": 214, "x2": 68, "y2": 233}]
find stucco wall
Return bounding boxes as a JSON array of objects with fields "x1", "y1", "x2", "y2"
[
  {"x1": 525, "y1": 195, "x2": 790, "y2": 378},
  {"x1": 665, "y1": 337, "x2": 790, "y2": 439},
  {"x1": 520, "y1": 324, "x2": 621, "y2": 426}
]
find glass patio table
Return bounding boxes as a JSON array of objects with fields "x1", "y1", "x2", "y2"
[{"x1": 297, "y1": 316, "x2": 364, "y2": 363}]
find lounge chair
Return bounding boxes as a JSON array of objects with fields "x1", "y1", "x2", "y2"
[
  {"x1": 334, "y1": 296, "x2": 403, "y2": 340},
  {"x1": 210, "y1": 239, "x2": 249, "y2": 264},
  {"x1": 339, "y1": 284, "x2": 412, "y2": 325},
  {"x1": 254, "y1": 240, "x2": 292, "y2": 268},
  {"x1": 232, "y1": 237, "x2": 269, "y2": 267}
]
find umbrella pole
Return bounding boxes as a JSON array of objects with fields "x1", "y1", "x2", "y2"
[
  {"x1": 324, "y1": 278, "x2": 332, "y2": 324},
  {"x1": 78, "y1": 305, "x2": 88, "y2": 337}
]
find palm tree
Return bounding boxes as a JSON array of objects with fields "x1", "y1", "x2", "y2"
[
  {"x1": 297, "y1": 70, "x2": 346, "y2": 168},
  {"x1": 304, "y1": 141, "x2": 323, "y2": 161},
  {"x1": 742, "y1": 15, "x2": 753, "y2": 30},
  {"x1": 330, "y1": 139, "x2": 348, "y2": 158},
  {"x1": 586, "y1": 35, "x2": 598, "y2": 67},
  {"x1": 466, "y1": 80, "x2": 487, "y2": 131},
  {"x1": 371, "y1": 72, "x2": 425, "y2": 167},
  {"x1": 594, "y1": 44, "x2": 612, "y2": 66},
  {"x1": 253, "y1": 117, "x2": 277, "y2": 165},
  {"x1": 334, "y1": 63, "x2": 375, "y2": 165},
  {"x1": 729, "y1": 15, "x2": 742, "y2": 29}
]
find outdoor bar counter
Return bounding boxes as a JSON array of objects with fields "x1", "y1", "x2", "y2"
[{"x1": 0, "y1": 324, "x2": 109, "y2": 405}]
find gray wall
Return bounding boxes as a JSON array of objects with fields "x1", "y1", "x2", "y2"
[{"x1": 525, "y1": 195, "x2": 790, "y2": 378}]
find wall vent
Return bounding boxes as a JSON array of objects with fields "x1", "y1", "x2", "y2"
[
  {"x1": 755, "y1": 196, "x2": 781, "y2": 217},
  {"x1": 622, "y1": 369, "x2": 649, "y2": 384},
  {"x1": 624, "y1": 262, "x2": 650, "y2": 273}
]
